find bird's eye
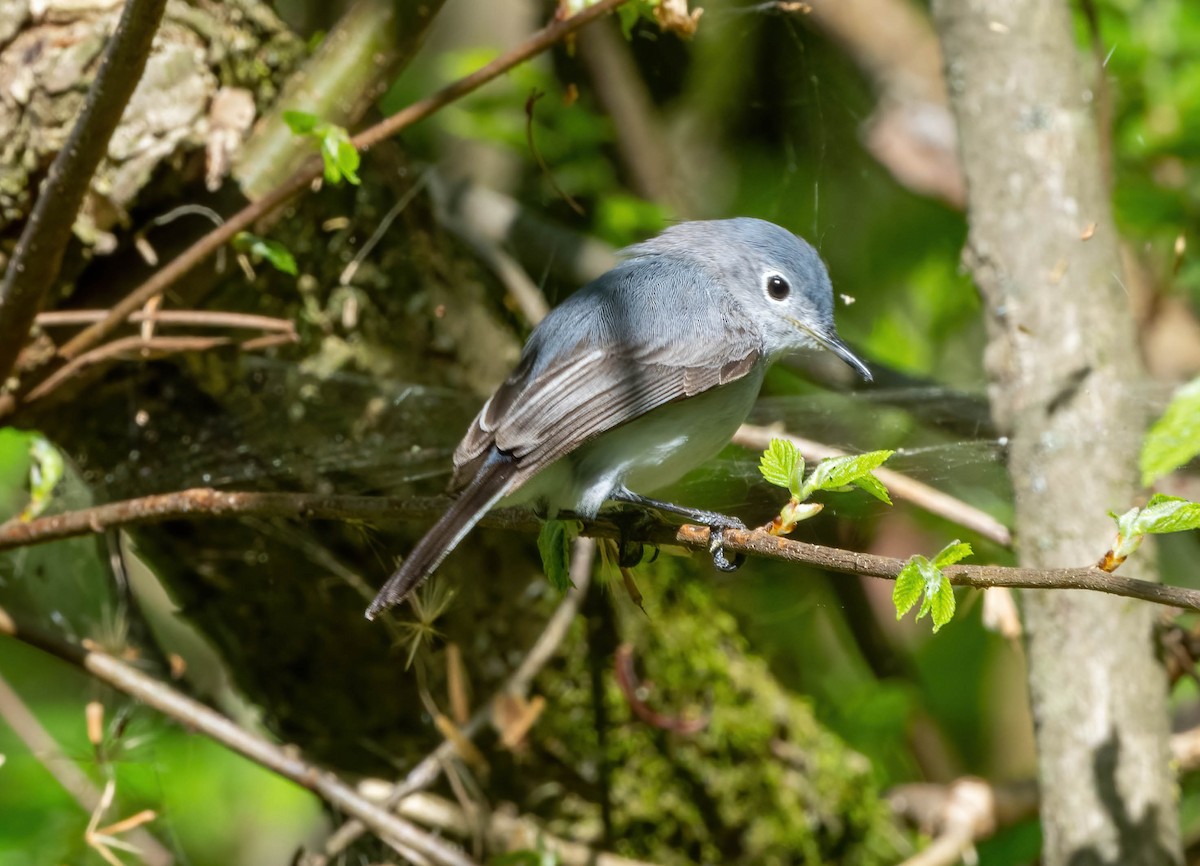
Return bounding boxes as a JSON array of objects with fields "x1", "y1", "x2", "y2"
[{"x1": 766, "y1": 275, "x2": 791, "y2": 301}]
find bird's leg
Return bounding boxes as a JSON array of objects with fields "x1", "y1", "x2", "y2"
[
  {"x1": 603, "y1": 508, "x2": 655, "y2": 568},
  {"x1": 610, "y1": 487, "x2": 747, "y2": 572}
]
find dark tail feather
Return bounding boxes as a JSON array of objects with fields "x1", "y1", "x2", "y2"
[{"x1": 366, "y1": 453, "x2": 517, "y2": 620}]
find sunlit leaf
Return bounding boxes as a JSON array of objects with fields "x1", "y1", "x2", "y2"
[
  {"x1": 23, "y1": 436, "x2": 64, "y2": 521},
  {"x1": 932, "y1": 540, "x2": 973, "y2": 569},
  {"x1": 851, "y1": 473, "x2": 892, "y2": 505},
  {"x1": 802, "y1": 450, "x2": 894, "y2": 498},
  {"x1": 893, "y1": 558, "x2": 925, "y2": 618},
  {"x1": 282, "y1": 109, "x2": 319, "y2": 134},
  {"x1": 930, "y1": 576, "x2": 956, "y2": 633},
  {"x1": 758, "y1": 438, "x2": 804, "y2": 497},
  {"x1": 1141, "y1": 376, "x2": 1200, "y2": 485},
  {"x1": 1132, "y1": 494, "x2": 1200, "y2": 535}
]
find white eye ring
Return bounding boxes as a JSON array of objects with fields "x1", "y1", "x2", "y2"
[{"x1": 765, "y1": 274, "x2": 791, "y2": 301}]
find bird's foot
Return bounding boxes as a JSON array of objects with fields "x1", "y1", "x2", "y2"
[
  {"x1": 704, "y1": 514, "x2": 747, "y2": 573},
  {"x1": 610, "y1": 510, "x2": 660, "y2": 568}
]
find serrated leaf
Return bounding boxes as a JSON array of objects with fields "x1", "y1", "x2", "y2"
[
  {"x1": 932, "y1": 540, "x2": 973, "y2": 569},
  {"x1": 1132, "y1": 494, "x2": 1200, "y2": 535},
  {"x1": 803, "y1": 450, "x2": 894, "y2": 496},
  {"x1": 282, "y1": 109, "x2": 319, "y2": 134},
  {"x1": 851, "y1": 473, "x2": 892, "y2": 504},
  {"x1": 232, "y1": 232, "x2": 297, "y2": 275},
  {"x1": 893, "y1": 558, "x2": 925, "y2": 618},
  {"x1": 759, "y1": 438, "x2": 804, "y2": 497},
  {"x1": 537, "y1": 520, "x2": 574, "y2": 592},
  {"x1": 930, "y1": 576, "x2": 956, "y2": 632},
  {"x1": 1141, "y1": 377, "x2": 1200, "y2": 485}
]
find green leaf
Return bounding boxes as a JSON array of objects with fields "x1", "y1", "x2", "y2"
[
  {"x1": 282, "y1": 109, "x2": 319, "y2": 134},
  {"x1": 1141, "y1": 376, "x2": 1200, "y2": 485},
  {"x1": 802, "y1": 450, "x2": 894, "y2": 498},
  {"x1": 318, "y1": 126, "x2": 361, "y2": 186},
  {"x1": 1132, "y1": 494, "x2": 1200, "y2": 535},
  {"x1": 23, "y1": 436, "x2": 64, "y2": 520},
  {"x1": 758, "y1": 438, "x2": 804, "y2": 497},
  {"x1": 851, "y1": 473, "x2": 892, "y2": 505},
  {"x1": 932, "y1": 540, "x2": 973, "y2": 569},
  {"x1": 617, "y1": 0, "x2": 658, "y2": 38},
  {"x1": 930, "y1": 575, "x2": 956, "y2": 633},
  {"x1": 232, "y1": 232, "x2": 297, "y2": 275},
  {"x1": 537, "y1": 520, "x2": 575, "y2": 591},
  {"x1": 893, "y1": 557, "x2": 926, "y2": 618}
]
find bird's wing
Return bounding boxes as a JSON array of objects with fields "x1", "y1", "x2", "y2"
[{"x1": 450, "y1": 281, "x2": 763, "y2": 491}]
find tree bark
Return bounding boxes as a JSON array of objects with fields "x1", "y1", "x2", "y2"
[{"x1": 931, "y1": 2, "x2": 1181, "y2": 864}]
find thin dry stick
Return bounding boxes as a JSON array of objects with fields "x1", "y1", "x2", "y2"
[
  {"x1": 41, "y1": 0, "x2": 630, "y2": 378},
  {"x1": 0, "y1": 606, "x2": 478, "y2": 866},
  {"x1": 321, "y1": 538, "x2": 596, "y2": 860},
  {"x1": 0, "y1": 0, "x2": 168, "y2": 383},
  {"x1": 0, "y1": 487, "x2": 1196, "y2": 612},
  {"x1": 733, "y1": 423, "x2": 1013, "y2": 546},
  {"x1": 0, "y1": 671, "x2": 173, "y2": 866},
  {"x1": 35, "y1": 310, "x2": 296, "y2": 333}
]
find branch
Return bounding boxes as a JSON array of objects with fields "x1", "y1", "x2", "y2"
[
  {"x1": 0, "y1": 606, "x2": 478, "y2": 866},
  {"x1": 2, "y1": 487, "x2": 1198, "y2": 614},
  {"x1": 0, "y1": 0, "x2": 630, "y2": 424},
  {"x1": 0, "y1": 0, "x2": 168, "y2": 383}
]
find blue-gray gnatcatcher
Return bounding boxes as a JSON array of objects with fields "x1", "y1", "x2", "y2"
[{"x1": 366, "y1": 218, "x2": 871, "y2": 619}]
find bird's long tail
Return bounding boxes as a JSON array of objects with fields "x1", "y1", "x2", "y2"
[{"x1": 366, "y1": 452, "x2": 518, "y2": 619}]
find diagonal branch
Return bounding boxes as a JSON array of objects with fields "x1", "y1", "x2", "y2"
[
  {"x1": 0, "y1": 606, "x2": 478, "y2": 866},
  {"x1": 1, "y1": 487, "x2": 1197, "y2": 613},
  {"x1": 0, "y1": 0, "x2": 168, "y2": 384}
]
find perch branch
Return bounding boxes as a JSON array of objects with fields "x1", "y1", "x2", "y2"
[
  {"x1": 0, "y1": 606, "x2": 478, "y2": 866},
  {"x1": 0, "y1": 0, "x2": 168, "y2": 384},
  {"x1": 1, "y1": 488, "x2": 1197, "y2": 614}
]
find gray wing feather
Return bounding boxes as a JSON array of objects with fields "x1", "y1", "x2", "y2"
[{"x1": 450, "y1": 258, "x2": 763, "y2": 492}]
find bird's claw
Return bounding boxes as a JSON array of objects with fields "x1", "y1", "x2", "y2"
[{"x1": 706, "y1": 518, "x2": 746, "y2": 573}]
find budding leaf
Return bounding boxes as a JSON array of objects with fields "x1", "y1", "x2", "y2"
[
  {"x1": 758, "y1": 438, "x2": 804, "y2": 498},
  {"x1": 232, "y1": 232, "x2": 298, "y2": 276},
  {"x1": 322, "y1": 129, "x2": 361, "y2": 186},
  {"x1": 1132, "y1": 494, "x2": 1200, "y2": 535},
  {"x1": 537, "y1": 520, "x2": 576, "y2": 592},
  {"x1": 893, "y1": 558, "x2": 926, "y2": 618},
  {"x1": 802, "y1": 449, "x2": 894, "y2": 498},
  {"x1": 1141, "y1": 377, "x2": 1200, "y2": 486},
  {"x1": 930, "y1": 575, "x2": 956, "y2": 633},
  {"x1": 852, "y1": 472, "x2": 892, "y2": 505},
  {"x1": 932, "y1": 540, "x2": 973, "y2": 569},
  {"x1": 282, "y1": 109, "x2": 319, "y2": 134}
]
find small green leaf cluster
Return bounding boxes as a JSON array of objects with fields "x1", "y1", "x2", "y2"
[
  {"x1": 1141, "y1": 376, "x2": 1200, "y2": 486},
  {"x1": 758, "y1": 438, "x2": 893, "y2": 534},
  {"x1": 538, "y1": 519, "x2": 579, "y2": 591},
  {"x1": 232, "y1": 232, "x2": 297, "y2": 276},
  {"x1": 283, "y1": 110, "x2": 361, "y2": 186},
  {"x1": 893, "y1": 541, "x2": 972, "y2": 633},
  {"x1": 1105, "y1": 494, "x2": 1200, "y2": 569}
]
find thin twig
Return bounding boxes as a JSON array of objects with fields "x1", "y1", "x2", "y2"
[
  {"x1": 3, "y1": 0, "x2": 629, "y2": 419},
  {"x1": 0, "y1": 606, "x2": 478, "y2": 866},
  {"x1": 35, "y1": 310, "x2": 296, "y2": 333},
  {"x1": 732, "y1": 424, "x2": 1013, "y2": 547},
  {"x1": 0, "y1": 0, "x2": 168, "y2": 384},
  {"x1": 0, "y1": 487, "x2": 1197, "y2": 614},
  {"x1": 22, "y1": 333, "x2": 292, "y2": 406},
  {"x1": 0, "y1": 671, "x2": 173, "y2": 866},
  {"x1": 321, "y1": 538, "x2": 596, "y2": 860}
]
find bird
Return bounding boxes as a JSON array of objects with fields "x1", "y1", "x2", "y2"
[{"x1": 366, "y1": 218, "x2": 871, "y2": 619}]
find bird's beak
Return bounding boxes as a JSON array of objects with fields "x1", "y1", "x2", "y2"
[{"x1": 809, "y1": 328, "x2": 873, "y2": 383}]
